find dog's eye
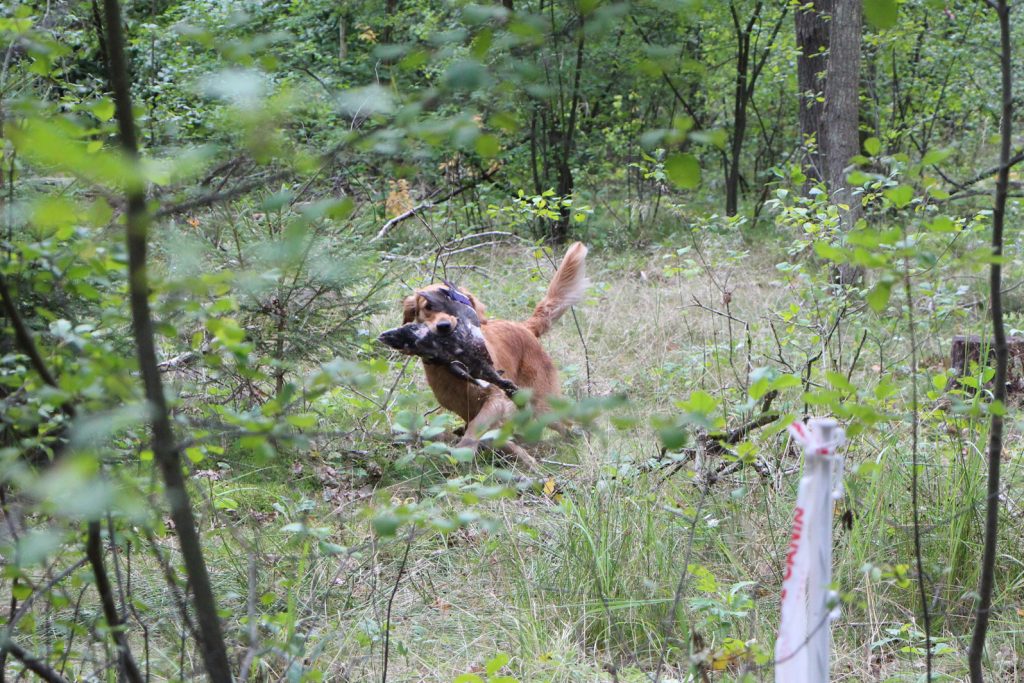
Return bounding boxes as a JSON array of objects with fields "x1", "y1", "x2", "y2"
[{"x1": 422, "y1": 301, "x2": 433, "y2": 312}]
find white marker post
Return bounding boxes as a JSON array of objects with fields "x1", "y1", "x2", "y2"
[{"x1": 775, "y1": 418, "x2": 846, "y2": 683}]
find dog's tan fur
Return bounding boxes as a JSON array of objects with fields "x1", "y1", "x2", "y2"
[{"x1": 402, "y1": 242, "x2": 589, "y2": 469}]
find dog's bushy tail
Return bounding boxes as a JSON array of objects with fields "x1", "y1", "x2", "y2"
[{"x1": 524, "y1": 242, "x2": 589, "y2": 337}]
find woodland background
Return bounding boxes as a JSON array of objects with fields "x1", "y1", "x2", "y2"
[{"x1": 1, "y1": 0, "x2": 1023, "y2": 681}]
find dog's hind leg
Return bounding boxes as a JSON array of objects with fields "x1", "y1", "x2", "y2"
[
  {"x1": 495, "y1": 441, "x2": 538, "y2": 471},
  {"x1": 456, "y1": 392, "x2": 538, "y2": 471}
]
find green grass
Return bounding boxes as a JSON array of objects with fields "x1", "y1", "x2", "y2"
[{"x1": 19, "y1": 237, "x2": 1023, "y2": 682}]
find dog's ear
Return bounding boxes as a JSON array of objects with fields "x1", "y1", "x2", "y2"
[
  {"x1": 466, "y1": 292, "x2": 486, "y2": 320},
  {"x1": 402, "y1": 295, "x2": 417, "y2": 323}
]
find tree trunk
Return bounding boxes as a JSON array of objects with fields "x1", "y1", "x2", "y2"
[
  {"x1": 948, "y1": 335, "x2": 1024, "y2": 393},
  {"x1": 382, "y1": 0, "x2": 398, "y2": 44},
  {"x1": 101, "y1": 0, "x2": 234, "y2": 679},
  {"x1": 823, "y1": 0, "x2": 863, "y2": 284},
  {"x1": 725, "y1": 33, "x2": 750, "y2": 217},
  {"x1": 795, "y1": 0, "x2": 831, "y2": 185},
  {"x1": 552, "y1": 12, "x2": 586, "y2": 243},
  {"x1": 969, "y1": 4, "x2": 1013, "y2": 678},
  {"x1": 338, "y1": 14, "x2": 346, "y2": 61}
]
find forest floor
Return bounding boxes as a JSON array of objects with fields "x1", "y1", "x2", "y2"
[{"x1": 143, "y1": 238, "x2": 1024, "y2": 682}]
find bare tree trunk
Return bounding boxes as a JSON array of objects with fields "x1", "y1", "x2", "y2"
[
  {"x1": 338, "y1": 14, "x2": 346, "y2": 61},
  {"x1": 100, "y1": 0, "x2": 234, "y2": 680},
  {"x1": 382, "y1": 0, "x2": 398, "y2": 44},
  {"x1": 823, "y1": 0, "x2": 863, "y2": 284},
  {"x1": 968, "y1": 2, "x2": 1013, "y2": 680},
  {"x1": 553, "y1": 17, "x2": 585, "y2": 243},
  {"x1": 795, "y1": 0, "x2": 831, "y2": 185},
  {"x1": 724, "y1": 1, "x2": 788, "y2": 217},
  {"x1": 725, "y1": 28, "x2": 749, "y2": 217}
]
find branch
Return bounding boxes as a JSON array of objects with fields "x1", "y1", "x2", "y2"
[
  {"x1": 155, "y1": 171, "x2": 289, "y2": 219},
  {"x1": 947, "y1": 150, "x2": 1024, "y2": 196},
  {"x1": 747, "y1": 3, "x2": 790, "y2": 98},
  {"x1": 722, "y1": 411, "x2": 780, "y2": 447},
  {"x1": 86, "y1": 520, "x2": 143, "y2": 683},
  {"x1": 4, "y1": 558, "x2": 89, "y2": 634},
  {"x1": 381, "y1": 527, "x2": 415, "y2": 683},
  {"x1": 0, "y1": 273, "x2": 60, "y2": 390},
  {"x1": 101, "y1": 0, "x2": 233, "y2": 679},
  {"x1": 630, "y1": 16, "x2": 703, "y2": 125},
  {"x1": 154, "y1": 129, "x2": 372, "y2": 220},
  {"x1": 2, "y1": 263, "x2": 142, "y2": 682},
  {"x1": 371, "y1": 165, "x2": 501, "y2": 242},
  {"x1": 238, "y1": 552, "x2": 260, "y2": 683},
  {"x1": 0, "y1": 639, "x2": 71, "y2": 683}
]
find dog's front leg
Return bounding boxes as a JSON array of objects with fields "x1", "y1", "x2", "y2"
[{"x1": 456, "y1": 393, "x2": 538, "y2": 471}]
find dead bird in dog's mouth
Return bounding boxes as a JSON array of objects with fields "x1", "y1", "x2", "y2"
[{"x1": 377, "y1": 286, "x2": 518, "y2": 398}]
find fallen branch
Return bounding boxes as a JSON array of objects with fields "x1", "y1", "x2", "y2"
[
  {"x1": 947, "y1": 150, "x2": 1024, "y2": 197},
  {"x1": 706, "y1": 389, "x2": 781, "y2": 453},
  {"x1": 154, "y1": 171, "x2": 289, "y2": 219}
]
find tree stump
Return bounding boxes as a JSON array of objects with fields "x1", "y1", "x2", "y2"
[{"x1": 948, "y1": 335, "x2": 1024, "y2": 393}]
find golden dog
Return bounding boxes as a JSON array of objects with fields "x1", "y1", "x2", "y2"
[{"x1": 402, "y1": 242, "x2": 588, "y2": 469}]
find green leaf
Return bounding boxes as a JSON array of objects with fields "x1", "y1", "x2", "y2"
[
  {"x1": 324, "y1": 197, "x2": 356, "y2": 220},
  {"x1": 922, "y1": 148, "x2": 952, "y2": 165},
  {"x1": 475, "y1": 133, "x2": 500, "y2": 159},
  {"x1": 214, "y1": 497, "x2": 238, "y2": 510},
  {"x1": 654, "y1": 419, "x2": 688, "y2": 451},
  {"x1": 91, "y1": 98, "x2": 115, "y2": 122},
  {"x1": 825, "y1": 371, "x2": 854, "y2": 393},
  {"x1": 453, "y1": 675, "x2": 485, "y2": 683},
  {"x1": 371, "y1": 513, "x2": 401, "y2": 538},
  {"x1": 847, "y1": 170, "x2": 872, "y2": 186},
  {"x1": 864, "y1": 0, "x2": 898, "y2": 29},
  {"x1": 185, "y1": 447, "x2": 205, "y2": 463},
  {"x1": 883, "y1": 185, "x2": 913, "y2": 208},
  {"x1": 926, "y1": 215, "x2": 957, "y2": 233},
  {"x1": 682, "y1": 389, "x2": 718, "y2": 417},
  {"x1": 813, "y1": 241, "x2": 846, "y2": 262},
  {"x1": 336, "y1": 85, "x2": 395, "y2": 116},
  {"x1": 318, "y1": 541, "x2": 346, "y2": 555},
  {"x1": 286, "y1": 414, "x2": 318, "y2": 429},
  {"x1": 664, "y1": 153, "x2": 701, "y2": 189},
  {"x1": 451, "y1": 446, "x2": 475, "y2": 463},
  {"x1": 31, "y1": 196, "x2": 78, "y2": 233},
  {"x1": 866, "y1": 281, "x2": 892, "y2": 312},
  {"x1": 486, "y1": 653, "x2": 511, "y2": 676},
  {"x1": 687, "y1": 563, "x2": 718, "y2": 592},
  {"x1": 863, "y1": 137, "x2": 881, "y2": 156},
  {"x1": 10, "y1": 117, "x2": 135, "y2": 189},
  {"x1": 443, "y1": 60, "x2": 488, "y2": 91},
  {"x1": 771, "y1": 375, "x2": 803, "y2": 391},
  {"x1": 489, "y1": 111, "x2": 519, "y2": 133}
]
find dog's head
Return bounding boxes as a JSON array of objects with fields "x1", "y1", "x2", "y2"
[{"x1": 402, "y1": 283, "x2": 485, "y2": 336}]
